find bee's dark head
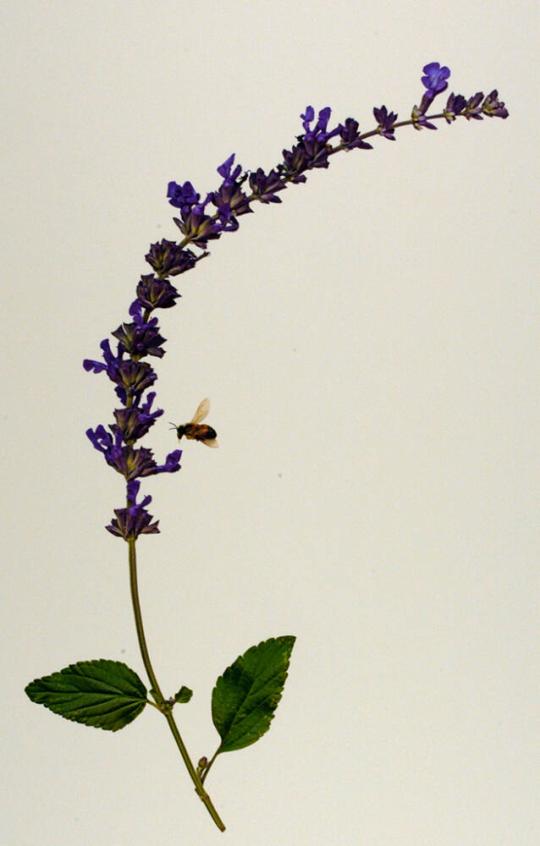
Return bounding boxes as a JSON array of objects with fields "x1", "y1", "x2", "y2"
[
  {"x1": 175, "y1": 425, "x2": 186, "y2": 440},
  {"x1": 169, "y1": 422, "x2": 185, "y2": 439}
]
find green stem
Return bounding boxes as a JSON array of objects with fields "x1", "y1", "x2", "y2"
[{"x1": 127, "y1": 538, "x2": 226, "y2": 832}]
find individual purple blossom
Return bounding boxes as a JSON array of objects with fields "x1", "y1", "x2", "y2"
[
  {"x1": 217, "y1": 153, "x2": 243, "y2": 186},
  {"x1": 415, "y1": 62, "x2": 452, "y2": 118},
  {"x1": 167, "y1": 180, "x2": 200, "y2": 214},
  {"x1": 174, "y1": 206, "x2": 223, "y2": 247},
  {"x1": 113, "y1": 359, "x2": 157, "y2": 405},
  {"x1": 136, "y1": 274, "x2": 180, "y2": 310},
  {"x1": 212, "y1": 183, "x2": 252, "y2": 217},
  {"x1": 421, "y1": 62, "x2": 451, "y2": 96},
  {"x1": 112, "y1": 302, "x2": 166, "y2": 359},
  {"x1": 279, "y1": 143, "x2": 309, "y2": 183},
  {"x1": 278, "y1": 105, "x2": 342, "y2": 181},
  {"x1": 83, "y1": 338, "x2": 122, "y2": 377},
  {"x1": 86, "y1": 425, "x2": 181, "y2": 480},
  {"x1": 113, "y1": 393, "x2": 163, "y2": 443},
  {"x1": 300, "y1": 106, "x2": 341, "y2": 143},
  {"x1": 339, "y1": 118, "x2": 373, "y2": 150},
  {"x1": 373, "y1": 106, "x2": 398, "y2": 140},
  {"x1": 106, "y1": 480, "x2": 160, "y2": 540},
  {"x1": 211, "y1": 157, "x2": 252, "y2": 226},
  {"x1": 482, "y1": 90, "x2": 508, "y2": 119},
  {"x1": 248, "y1": 168, "x2": 286, "y2": 203},
  {"x1": 444, "y1": 93, "x2": 468, "y2": 123},
  {"x1": 145, "y1": 241, "x2": 197, "y2": 277},
  {"x1": 463, "y1": 92, "x2": 485, "y2": 120}
]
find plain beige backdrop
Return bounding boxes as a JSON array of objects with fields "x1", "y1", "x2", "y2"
[{"x1": 2, "y1": 1, "x2": 539, "y2": 844}]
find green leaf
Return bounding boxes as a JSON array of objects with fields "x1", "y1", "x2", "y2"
[
  {"x1": 174, "y1": 685, "x2": 193, "y2": 704},
  {"x1": 25, "y1": 659, "x2": 147, "y2": 732},
  {"x1": 212, "y1": 635, "x2": 295, "y2": 753}
]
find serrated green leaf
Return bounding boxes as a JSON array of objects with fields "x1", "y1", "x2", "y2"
[
  {"x1": 212, "y1": 635, "x2": 295, "y2": 753},
  {"x1": 25, "y1": 659, "x2": 147, "y2": 732},
  {"x1": 174, "y1": 685, "x2": 193, "y2": 704}
]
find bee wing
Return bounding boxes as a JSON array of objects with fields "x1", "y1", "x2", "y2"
[
  {"x1": 203, "y1": 438, "x2": 219, "y2": 448},
  {"x1": 190, "y1": 398, "x2": 210, "y2": 424}
]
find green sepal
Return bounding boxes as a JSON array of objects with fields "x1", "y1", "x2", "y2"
[
  {"x1": 25, "y1": 659, "x2": 147, "y2": 732},
  {"x1": 212, "y1": 635, "x2": 295, "y2": 753},
  {"x1": 174, "y1": 685, "x2": 193, "y2": 704}
]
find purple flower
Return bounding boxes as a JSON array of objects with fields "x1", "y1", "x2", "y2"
[
  {"x1": 154, "y1": 449, "x2": 183, "y2": 474},
  {"x1": 416, "y1": 62, "x2": 452, "y2": 118},
  {"x1": 145, "y1": 241, "x2": 197, "y2": 277},
  {"x1": 373, "y1": 106, "x2": 398, "y2": 140},
  {"x1": 444, "y1": 93, "x2": 467, "y2": 123},
  {"x1": 112, "y1": 307, "x2": 166, "y2": 360},
  {"x1": 113, "y1": 392, "x2": 163, "y2": 442},
  {"x1": 278, "y1": 105, "x2": 342, "y2": 182},
  {"x1": 217, "y1": 154, "x2": 243, "y2": 186},
  {"x1": 167, "y1": 181, "x2": 200, "y2": 214},
  {"x1": 87, "y1": 425, "x2": 181, "y2": 480},
  {"x1": 83, "y1": 339, "x2": 122, "y2": 378},
  {"x1": 279, "y1": 143, "x2": 309, "y2": 183},
  {"x1": 248, "y1": 168, "x2": 286, "y2": 203},
  {"x1": 339, "y1": 118, "x2": 373, "y2": 151},
  {"x1": 211, "y1": 181, "x2": 252, "y2": 219},
  {"x1": 106, "y1": 480, "x2": 160, "y2": 540},
  {"x1": 300, "y1": 106, "x2": 341, "y2": 143},
  {"x1": 136, "y1": 274, "x2": 180, "y2": 310},
  {"x1": 421, "y1": 62, "x2": 451, "y2": 96},
  {"x1": 411, "y1": 103, "x2": 438, "y2": 131},
  {"x1": 463, "y1": 92, "x2": 485, "y2": 121},
  {"x1": 482, "y1": 90, "x2": 509, "y2": 119},
  {"x1": 114, "y1": 359, "x2": 157, "y2": 405},
  {"x1": 174, "y1": 207, "x2": 222, "y2": 247}
]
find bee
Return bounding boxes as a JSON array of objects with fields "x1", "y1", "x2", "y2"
[{"x1": 170, "y1": 398, "x2": 218, "y2": 448}]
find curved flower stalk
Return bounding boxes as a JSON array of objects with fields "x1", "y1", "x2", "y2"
[{"x1": 25, "y1": 63, "x2": 508, "y2": 833}]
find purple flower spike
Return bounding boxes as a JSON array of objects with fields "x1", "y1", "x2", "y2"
[
  {"x1": 421, "y1": 62, "x2": 451, "y2": 96},
  {"x1": 85, "y1": 65, "x2": 508, "y2": 544}
]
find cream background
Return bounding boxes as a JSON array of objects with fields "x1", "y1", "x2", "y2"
[{"x1": 2, "y1": 1, "x2": 539, "y2": 844}]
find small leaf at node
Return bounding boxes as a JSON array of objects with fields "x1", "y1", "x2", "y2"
[
  {"x1": 25, "y1": 659, "x2": 147, "y2": 731},
  {"x1": 174, "y1": 685, "x2": 193, "y2": 704},
  {"x1": 212, "y1": 635, "x2": 295, "y2": 753}
]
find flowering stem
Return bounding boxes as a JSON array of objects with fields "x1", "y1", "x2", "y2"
[
  {"x1": 127, "y1": 539, "x2": 226, "y2": 832},
  {"x1": 175, "y1": 111, "x2": 456, "y2": 253}
]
